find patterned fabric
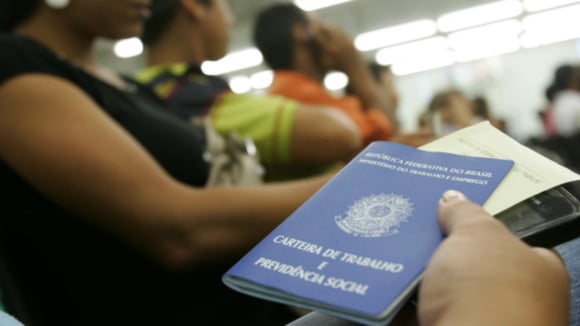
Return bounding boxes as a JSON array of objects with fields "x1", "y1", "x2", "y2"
[{"x1": 135, "y1": 64, "x2": 298, "y2": 164}]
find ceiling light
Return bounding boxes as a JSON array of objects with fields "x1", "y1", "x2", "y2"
[
  {"x1": 375, "y1": 37, "x2": 454, "y2": 76},
  {"x1": 447, "y1": 20, "x2": 522, "y2": 49},
  {"x1": 250, "y1": 70, "x2": 274, "y2": 90},
  {"x1": 446, "y1": 20, "x2": 522, "y2": 62},
  {"x1": 523, "y1": 0, "x2": 580, "y2": 12},
  {"x1": 294, "y1": 0, "x2": 352, "y2": 11},
  {"x1": 521, "y1": 4, "x2": 580, "y2": 47},
  {"x1": 113, "y1": 37, "x2": 143, "y2": 58},
  {"x1": 520, "y1": 30, "x2": 580, "y2": 48},
  {"x1": 453, "y1": 36, "x2": 520, "y2": 62},
  {"x1": 375, "y1": 37, "x2": 450, "y2": 66},
  {"x1": 324, "y1": 71, "x2": 349, "y2": 90},
  {"x1": 522, "y1": 4, "x2": 580, "y2": 32},
  {"x1": 391, "y1": 54, "x2": 454, "y2": 76},
  {"x1": 355, "y1": 20, "x2": 437, "y2": 51},
  {"x1": 229, "y1": 76, "x2": 252, "y2": 94},
  {"x1": 201, "y1": 48, "x2": 263, "y2": 76},
  {"x1": 437, "y1": 0, "x2": 523, "y2": 33}
]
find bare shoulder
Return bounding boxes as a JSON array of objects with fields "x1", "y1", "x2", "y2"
[
  {"x1": 0, "y1": 73, "x2": 130, "y2": 161},
  {"x1": 0, "y1": 73, "x2": 170, "y2": 208}
]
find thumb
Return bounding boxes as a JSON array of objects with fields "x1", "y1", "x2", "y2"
[{"x1": 437, "y1": 190, "x2": 492, "y2": 236}]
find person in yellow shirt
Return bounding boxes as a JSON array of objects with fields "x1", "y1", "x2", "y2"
[{"x1": 135, "y1": 0, "x2": 363, "y2": 180}]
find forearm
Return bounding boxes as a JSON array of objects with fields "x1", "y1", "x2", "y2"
[
  {"x1": 150, "y1": 173, "x2": 333, "y2": 269},
  {"x1": 342, "y1": 60, "x2": 397, "y2": 128},
  {"x1": 289, "y1": 106, "x2": 362, "y2": 164},
  {"x1": 315, "y1": 24, "x2": 396, "y2": 125},
  {"x1": 0, "y1": 75, "x2": 332, "y2": 272}
]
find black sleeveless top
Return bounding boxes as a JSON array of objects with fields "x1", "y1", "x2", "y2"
[{"x1": 0, "y1": 35, "x2": 296, "y2": 326}]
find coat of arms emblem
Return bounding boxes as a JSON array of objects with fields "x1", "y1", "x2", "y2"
[{"x1": 335, "y1": 193, "x2": 413, "y2": 237}]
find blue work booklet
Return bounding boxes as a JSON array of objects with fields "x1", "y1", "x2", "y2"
[{"x1": 223, "y1": 141, "x2": 514, "y2": 325}]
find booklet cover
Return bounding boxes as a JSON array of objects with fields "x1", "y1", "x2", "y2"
[{"x1": 222, "y1": 141, "x2": 514, "y2": 326}]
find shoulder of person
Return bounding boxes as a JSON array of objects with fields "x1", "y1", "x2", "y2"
[{"x1": 0, "y1": 34, "x2": 80, "y2": 88}]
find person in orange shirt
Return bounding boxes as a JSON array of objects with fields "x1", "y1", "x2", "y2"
[
  {"x1": 253, "y1": 3, "x2": 434, "y2": 148},
  {"x1": 253, "y1": 3, "x2": 396, "y2": 147}
]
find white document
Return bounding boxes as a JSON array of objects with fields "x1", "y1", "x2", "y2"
[{"x1": 420, "y1": 121, "x2": 580, "y2": 214}]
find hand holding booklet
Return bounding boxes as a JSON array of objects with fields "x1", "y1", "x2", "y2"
[
  {"x1": 223, "y1": 134, "x2": 515, "y2": 325},
  {"x1": 222, "y1": 122, "x2": 580, "y2": 325}
]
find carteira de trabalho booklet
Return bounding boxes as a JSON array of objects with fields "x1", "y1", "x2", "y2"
[{"x1": 222, "y1": 141, "x2": 514, "y2": 326}]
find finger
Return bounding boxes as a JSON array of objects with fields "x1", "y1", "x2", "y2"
[{"x1": 437, "y1": 190, "x2": 492, "y2": 235}]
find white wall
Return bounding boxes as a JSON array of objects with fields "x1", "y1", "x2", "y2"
[{"x1": 395, "y1": 40, "x2": 580, "y2": 142}]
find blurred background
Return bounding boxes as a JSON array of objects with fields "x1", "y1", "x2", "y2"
[{"x1": 96, "y1": 0, "x2": 580, "y2": 142}]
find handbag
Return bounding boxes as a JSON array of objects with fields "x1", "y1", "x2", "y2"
[
  {"x1": 196, "y1": 117, "x2": 265, "y2": 186},
  {"x1": 135, "y1": 66, "x2": 265, "y2": 186}
]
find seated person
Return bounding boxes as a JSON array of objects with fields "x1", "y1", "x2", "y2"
[
  {"x1": 472, "y1": 95, "x2": 507, "y2": 132},
  {"x1": 548, "y1": 64, "x2": 580, "y2": 137},
  {"x1": 426, "y1": 89, "x2": 481, "y2": 136},
  {"x1": 135, "y1": 0, "x2": 362, "y2": 181},
  {"x1": 0, "y1": 0, "x2": 338, "y2": 324},
  {"x1": 253, "y1": 3, "x2": 433, "y2": 148}
]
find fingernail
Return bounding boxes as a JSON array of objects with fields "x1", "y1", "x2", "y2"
[{"x1": 441, "y1": 190, "x2": 466, "y2": 204}]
